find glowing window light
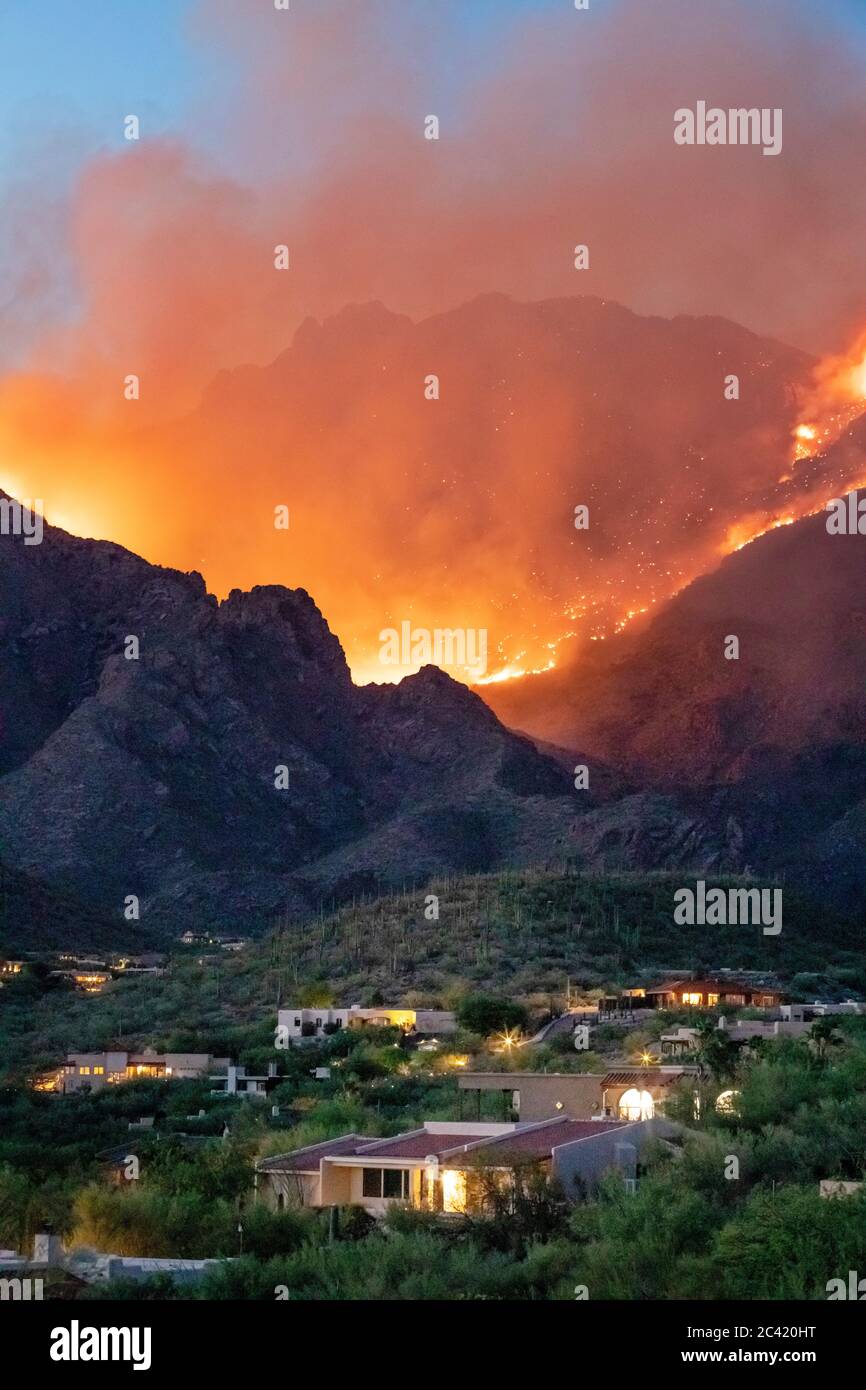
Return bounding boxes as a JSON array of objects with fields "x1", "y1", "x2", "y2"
[
  {"x1": 618, "y1": 1088, "x2": 654, "y2": 1121},
  {"x1": 441, "y1": 1169, "x2": 467, "y2": 1214}
]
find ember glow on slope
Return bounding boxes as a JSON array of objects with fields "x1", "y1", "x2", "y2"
[
  {"x1": 792, "y1": 338, "x2": 866, "y2": 460},
  {"x1": 3, "y1": 0, "x2": 866, "y2": 689},
  {"x1": 710, "y1": 333, "x2": 866, "y2": 564}
]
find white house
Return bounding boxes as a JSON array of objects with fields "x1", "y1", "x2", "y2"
[{"x1": 278, "y1": 1005, "x2": 456, "y2": 1040}]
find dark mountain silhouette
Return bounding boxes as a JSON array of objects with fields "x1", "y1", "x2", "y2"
[
  {"x1": 2, "y1": 441, "x2": 865, "y2": 941},
  {"x1": 0, "y1": 505, "x2": 581, "y2": 938},
  {"x1": 486, "y1": 466, "x2": 866, "y2": 911}
]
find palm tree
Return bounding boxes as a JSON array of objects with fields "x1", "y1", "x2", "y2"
[{"x1": 694, "y1": 1016, "x2": 739, "y2": 1084}]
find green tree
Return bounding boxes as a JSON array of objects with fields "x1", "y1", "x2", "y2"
[{"x1": 456, "y1": 995, "x2": 528, "y2": 1037}]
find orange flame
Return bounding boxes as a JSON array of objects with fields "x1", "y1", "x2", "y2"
[{"x1": 792, "y1": 335, "x2": 866, "y2": 462}]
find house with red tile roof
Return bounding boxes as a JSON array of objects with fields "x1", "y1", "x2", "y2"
[
  {"x1": 255, "y1": 1115, "x2": 677, "y2": 1215},
  {"x1": 641, "y1": 978, "x2": 785, "y2": 1009}
]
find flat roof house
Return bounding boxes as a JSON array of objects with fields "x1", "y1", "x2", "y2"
[
  {"x1": 457, "y1": 1068, "x2": 697, "y2": 1123},
  {"x1": 209, "y1": 1063, "x2": 280, "y2": 1098},
  {"x1": 256, "y1": 1116, "x2": 675, "y2": 1215},
  {"x1": 42, "y1": 1050, "x2": 231, "y2": 1094},
  {"x1": 278, "y1": 1005, "x2": 456, "y2": 1040},
  {"x1": 48, "y1": 969, "x2": 113, "y2": 994},
  {"x1": 660, "y1": 1027, "x2": 702, "y2": 1057},
  {"x1": 715, "y1": 1016, "x2": 812, "y2": 1043}
]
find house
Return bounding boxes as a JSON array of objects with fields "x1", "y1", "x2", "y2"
[
  {"x1": 40, "y1": 1049, "x2": 231, "y2": 1094},
  {"x1": 599, "y1": 1069, "x2": 698, "y2": 1119},
  {"x1": 110, "y1": 966, "x2": 167, "y2": 979},
  {"x1": 782, "y1": 1001, "x2": 866, "y2": 1020},
  {"x1": 0, "y1": 959, "x2": 23, "y2": 976},
  {"x1": 48, "y1": 969, "x2": 113, "y2": 994},
  {"x1": 458, "y1": 1071, "x2": 604, "y2": 1122},
  {"x1": 457, "y1": 1067, "x2": 697, "y2": 1123},
  {"x1": 660, "y1": 1027, "x2": 701, "y2": 1057},
  {"x1": 179, "y1": 931, "x2": 247, "y2": 949},
  {"x1": 277, "y1": 1005, "x2": 456, "y2": 1040},
  {"x1": 1, "y1": 1232, "x2": 227, "y2": 1289},
  {"x1": 110, "y1": 953, "x2": 168, "y2": 976},
  {"x1": 642, "y1": 977, "x2": 785, "y2": 1009},
  {"x1": 209, "y1": 1063, "x2": 280, "y2": 1098},
  {"x1": 715, "y1": 1016, "x2": 812, "y2": 1043},
  {"x1": 0, "y1": 1233, "x2": 87, "y2": 1299},
  {"x1": 255, "y1": 1116, "x2": 677, "y2": 1215}
]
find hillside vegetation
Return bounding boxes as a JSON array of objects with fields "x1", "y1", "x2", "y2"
[{"x1": 1, "y1": 870, "x2": 862, "y2": 1079}]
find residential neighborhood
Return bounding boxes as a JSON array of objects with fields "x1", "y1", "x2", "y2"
[{"x1": 3, "y1": 875, "x2": 866, "y2": 1315}]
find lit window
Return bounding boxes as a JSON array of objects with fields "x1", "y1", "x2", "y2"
[
  {"x1": 715, "y1": 1090, "x2": 740, "y2": 1115},
  {"x1": 93, "y1": 1066, "x2": 104, "y2": 1075},
  {"x1": 441, "y1": 1170, "x2": 467, "y2": 1213},
  {"x1": 618, "y1": 1088, "x2": 654, "y2": 1121},
  {"x1": 708, "y1": 994, "x2": 719, "y2": 1006},
  {"x1": 79, "y1": 1066, "x2": 90, "y2": 1075},
  {"x1": 682, "y1": 992, "x2": 702, "y2": 1006}
]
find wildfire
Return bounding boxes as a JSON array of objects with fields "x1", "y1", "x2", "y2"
[
  {"x1": 474, "y1": 657, "x2": 556, "y2": 686},
  {"x1": 613, "y1": 604, "x2": 650, "y2": 635},
  {"x1": 791, "y1": 337, "x2": 866, "y2": 463},
  {"x1": 725, "y1": 514, "x2": 796, "y2": 555}
]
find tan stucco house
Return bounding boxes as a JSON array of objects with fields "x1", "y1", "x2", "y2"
[{"x1": 256, "y1": 1115, "x2": 675, "y2": 1215}]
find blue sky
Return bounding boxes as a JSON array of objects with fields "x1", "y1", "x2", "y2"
[
  {"x1": 0, "y1": 0, "x2": 557, "y2": 174},
  {"x1": 2, "y1": 0, "x2": 865, "y2": 180},
  {"x1": 1, "y1": 0, "x2": 865, "y2": 368},
  {"x1": 0, "y1": 1, "x2": 211, "y2": 172}
]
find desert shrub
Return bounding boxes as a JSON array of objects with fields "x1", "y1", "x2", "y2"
[
  {"x1": 712, "y1": 1187, "x2": 866, "y2": 1300},
  {"x1": 456, "y1": 995, "x2": 528, "y2": 1037}
]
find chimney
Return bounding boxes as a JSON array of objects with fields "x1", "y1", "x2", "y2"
[{"x1": 33, "y1": 1231, "x2": 63, "y2": 1266}]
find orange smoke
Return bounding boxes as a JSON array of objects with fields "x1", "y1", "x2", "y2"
[{"x1": 3, "y1": 0, "x2": 866, "y2": 687}]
